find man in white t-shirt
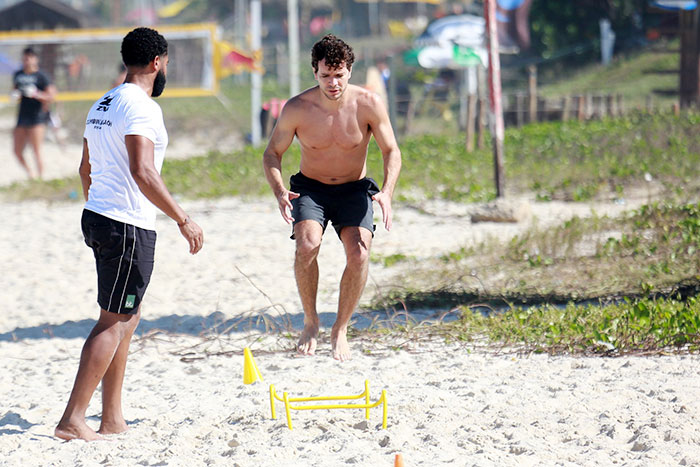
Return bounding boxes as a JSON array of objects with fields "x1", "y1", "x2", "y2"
[{"x1": 55, "y1": 27, "x2": 204, "y2": 442}]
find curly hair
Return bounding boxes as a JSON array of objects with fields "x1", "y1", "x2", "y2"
[
  {"x1": 311, "y1": 34, "x2": 354, "y2": 72},
  {"x1": 121, "y1": 27, "x2": 168, "y2": 67}
]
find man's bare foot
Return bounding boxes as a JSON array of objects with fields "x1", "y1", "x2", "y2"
[
  {"x1": 297, "y1": 322, "x2": 319, "y2": 355},
  {"x1": 98, "y1": 420, "x2": 129, "y2": 435},
  {"x1": 55, "y1": 421, "x2": 103, "y2": 441},
  {"x1": 330, "y1": 327, "x2": 351, "y2": 362}
]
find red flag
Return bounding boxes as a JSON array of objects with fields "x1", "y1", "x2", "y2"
[{"x1": 224, "y1": 50, "x2": 259, "y2": 73}]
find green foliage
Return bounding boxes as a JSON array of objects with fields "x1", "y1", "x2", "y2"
[
  {"x1": 509, "y1": 111, "x2": 700, "y2": 201},
  {"x1": 370, "y1": 252, "x2": 414, "y2": 267},
  {"x1": 161, "y1": 144, "x2": 300, "y2": 198},
  {"x1": 5, "y1": 111, "x2": 699, "y2": 205},
  {"x1": 451, "y1": 296, "x2": 700, "y2": 355},
  {"x1": 377, "y1": 200, "x2": 700, "y2": 355}
]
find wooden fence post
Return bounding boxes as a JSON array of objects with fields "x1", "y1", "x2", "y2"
[
  {"x1": 466, "y1": 94, "x2": 477, "y2": 152},
  {"x1": 607, "y1": 94, "x2": 616, "y2": 117},
  {"x1": 577, "y1": 95, "x2": 586, "y2": 121},
  {"x1": 477, "y1": 97, "x2": 486, "y2": 149},
  {"x1": 562, "y1": 96, "x2": 571, "y2": 121},
  {"x1": 516, "y1": 93, "x2": 524, "y2": 127},
  {"x1": 617, "y1": 94, "x2": 624, "y2": 116},
  {"x1": 528, "y1": 64, "x2": 537, "y2": 123}
]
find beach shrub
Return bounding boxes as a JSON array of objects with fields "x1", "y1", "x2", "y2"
[{"x1": 453, "y1": 295, "x2": 700, "y2": 355}]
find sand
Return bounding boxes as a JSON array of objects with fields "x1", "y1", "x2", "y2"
[{"x1": 1, "y1": 113, "x2": 700, "y2": 466}]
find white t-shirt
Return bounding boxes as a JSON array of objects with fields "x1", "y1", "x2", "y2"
[{"x1": 84, "y1": 83, "x2": 168, "y2": 230}]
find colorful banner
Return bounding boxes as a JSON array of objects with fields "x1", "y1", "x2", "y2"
[{"x1": 216, "y1": 40, "x2": 264, "y2": 78}]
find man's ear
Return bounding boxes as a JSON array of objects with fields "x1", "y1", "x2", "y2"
[{"x1": 152, "y1": 55, "x2": 162, "y2": 72}]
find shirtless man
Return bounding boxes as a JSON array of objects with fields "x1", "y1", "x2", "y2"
[{"x1": 263, "y1": 34, "x2": 401, "y2": 361}]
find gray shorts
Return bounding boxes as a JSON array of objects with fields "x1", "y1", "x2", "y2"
[{"x1": 290, "y1": 172, "x2": 380, "y2": 239}]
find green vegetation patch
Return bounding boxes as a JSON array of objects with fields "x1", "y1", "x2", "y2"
[
  {"x1": 377, "y1": 202, "x2": 700, "y2": 310},
  {"x1": 161, "y1": 145, "x2": 299, "y2": 198},
  {"x1": 446, "y1": 295, "x2": 700, "y2": 355},
  {"x1": 4, "y1": 111, "x2": 699, "y2": 205}
]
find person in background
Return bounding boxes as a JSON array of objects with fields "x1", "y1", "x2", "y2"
[
  {"x1": 260, "y1": 97, "x2": 287, "y2": 139},
  {"x1": 12, "y1": 47, "x2": 56, "y2": 179}
]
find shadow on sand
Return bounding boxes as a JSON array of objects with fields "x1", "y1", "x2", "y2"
[
  {"x1": 0, "y1": 307, "x2": 461, "y2": 343},
  {"x1": 0, "y1": 411, "x2": 39, "y2": 436}
]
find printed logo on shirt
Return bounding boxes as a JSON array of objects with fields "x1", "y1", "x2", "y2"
[
  {"x1": 96, "y1": 96, "x2": 113, "y2": 112},
  {"x1": 124, "y1": 295, "x2": 136, "y2": 309},
  {"x1": 86, "y1": 118, "x2": 112, "y2": 130}
]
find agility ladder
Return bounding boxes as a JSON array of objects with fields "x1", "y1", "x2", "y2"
[{"x1": 269, "y1": 380, "x2": 387, "y2": 430}]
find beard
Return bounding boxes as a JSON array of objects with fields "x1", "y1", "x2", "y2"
[{"x1": 151, "y1": 69, "x2": 166, "y2": 98}]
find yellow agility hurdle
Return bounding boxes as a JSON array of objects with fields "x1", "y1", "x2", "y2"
[{"x1": 269, "y1": 380, "x2": 387, "y2": 430}]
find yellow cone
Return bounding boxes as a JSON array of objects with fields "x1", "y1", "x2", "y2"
[{"x1": 243, "y1": 347, "x2": 264, "y2": 384}]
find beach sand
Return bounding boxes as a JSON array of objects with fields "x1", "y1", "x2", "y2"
[{"x1": 1, "y1": 120, "x2": 700, "y2": 466}]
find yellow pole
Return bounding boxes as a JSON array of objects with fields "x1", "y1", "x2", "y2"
[
  {"x1": 364, "y1": 380, "x2": 370, "y2": 419},
  {"x1": 382, "y1": 390, "x2": 387, "y2": 429},
  {"x1": 283, "y1": 392, "x2": 293, "y2": 430},
  {"x1": 269, "y1": 385, "x2": 277, "y2": 420}
]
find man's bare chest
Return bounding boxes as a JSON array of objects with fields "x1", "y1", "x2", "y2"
[{"x1": 296, "y1": 112, "x2": 369, "y2": 151}]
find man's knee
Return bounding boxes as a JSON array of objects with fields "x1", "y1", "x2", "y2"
[
  {"x1": 343, "y1": 231, "x2": 371, "y2": 268},
  {"x1": 346, "y1": 242, "x2": 369, "y2": 268},
  {"x1": 97, "y1": 309, "x2": 140, "y2": 339},
  {"x1": 296, "y1": 237, "x2": 321, "y2": 263},
  {"x1": 123, "y1": 311, "x2": 140, "y2": 334}
]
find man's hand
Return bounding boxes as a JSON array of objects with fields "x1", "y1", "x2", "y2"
[
  {"x1": 372, "y1": 191, "x2": 393, "y2": 231},
  {"x1": 277, "y1": 189, "x2": 300, "y2": 224},
  {"x1": 178, "y1": 217, "x2": 204, "y2": 254}
]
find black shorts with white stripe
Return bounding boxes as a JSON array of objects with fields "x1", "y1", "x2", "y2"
[{"x1": 81, "y1": 209, "x2": 156, "y2": 314}]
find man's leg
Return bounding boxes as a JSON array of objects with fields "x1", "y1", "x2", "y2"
[
  {"x1": 294, "y1": 220, "x2": 324, "y2": 355},
  {"x1": 55, "y1": 308, "x2": 140, "y2": 441},
  {"x1": 98, "y1": 309, "x2": 141, "y2": 435},
  {"x1": 333, "y1": 226, "x2": 373, "y2": 361},
  {"x1": 12, "y1": 127, "x2": 33, "y2": 177},
  {"x1": 26, "y1": 124, "x2": 45, "y2": 179}
]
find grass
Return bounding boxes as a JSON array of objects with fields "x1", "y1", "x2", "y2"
[
  {"x1": 377, "y1": 201, "x2": 700, "y2": 304},
  {"x1": 446, "y1": 296, "x2": 700, "y2": 355},
  {"x1": 5, "y1": 109, "x2": 699, "y2": 205},
  {"x1": 537, "y1": 39, "x2": 681, "y2": 109},
  {"x1": 371, "y1": 201, "x2": 700, "y2": 355}
]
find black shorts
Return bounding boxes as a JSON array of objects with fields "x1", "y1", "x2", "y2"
[
  {"x1": 16, "y1": 110, "x2": 50, "y2": 127},
  {"x1": 290, "y1": 172, "x2": 380, "y2": 239},
  {"x1": 82, "y1": 209, "x2": 156, "y2": 314}
]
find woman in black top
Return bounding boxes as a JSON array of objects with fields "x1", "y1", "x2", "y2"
[{"x1": 12, "y1": 47, "x2": 56, "y2": 179}]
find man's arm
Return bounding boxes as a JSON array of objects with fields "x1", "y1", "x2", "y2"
[
  {"x1": 79, "y1": 138, "x2": 91, "y2": 201},
  {"x1": 367, "y1": 93, "x2": 402, "y2": 231},
  {"x1": 262, "y1": 102, "x2": 299, "y2": 224},
  {"x1": 126, "y1": 134, "x2": 203, "y2": 254}
]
